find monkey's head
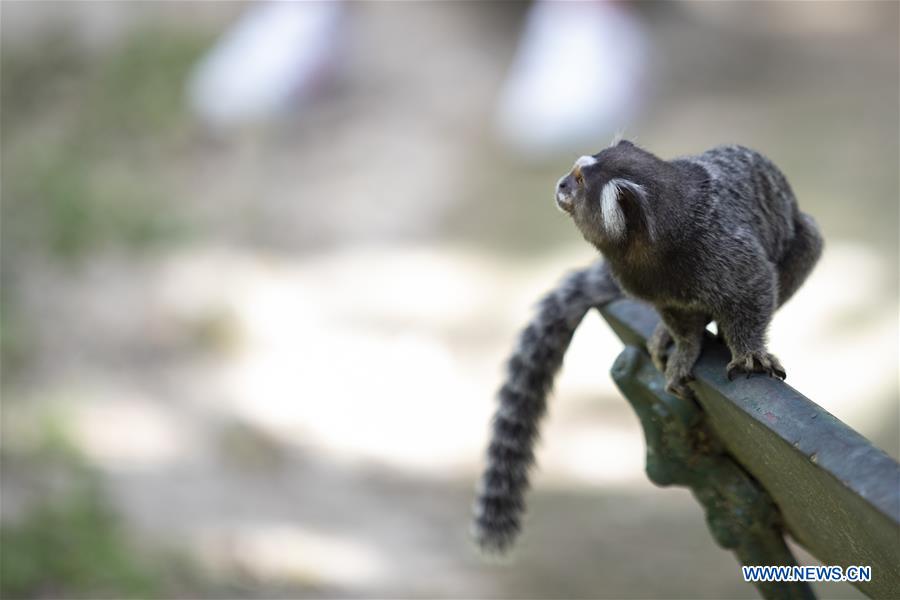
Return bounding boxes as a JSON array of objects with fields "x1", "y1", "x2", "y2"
[{"x1": 555, "y1": 140, "x2": 667, "y2": 251}]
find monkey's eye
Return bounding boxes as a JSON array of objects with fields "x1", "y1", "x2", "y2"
[{"x1": 574, "y1": 169, "x2": 584, "y2": 185}]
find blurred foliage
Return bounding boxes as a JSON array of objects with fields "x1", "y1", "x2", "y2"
[
  {"x1": 1, "y1": 27, "x2": 211, "y2": 379},
  {"x1": 0, "y1": 411, "x2": 273, "y2": 599},
  {"x1": 0, "y1": 299, "x2": 32, "y2": 377},
  {"x1": 0, "y1": 476, "x2": 161, "y2": 599},
  {"x1": 85, "y1": 29, "x2": 208, "y2": 141},
  {"x1": 0, "y1": 28, "x2": 213, "y2": 590},
  {"x1": 1, "y1": 27, "x2": 207, "y2": 146},
  {"x1": 4, "y1": 146, "x2": 179, "y2": 258},
  {"x1": 0, "y1": 417, "x2": 163, "y2": 599},
  {"x1": 0, "y1": 31, "x2": 87, "y2": 129},
  {"x1": 0, "y1": 28, "x2": 210, "y2": 262}
]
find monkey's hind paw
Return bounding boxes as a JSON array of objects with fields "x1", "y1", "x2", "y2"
[{"x1": 726, "y1": 351, "x2": 786, "y2": 381}]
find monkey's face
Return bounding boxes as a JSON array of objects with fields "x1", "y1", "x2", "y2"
[
  {"x1": 555, "y1": 155, "x2": 596, "y2": 215},
  {"x1": 555, "y1": 141, "x2": 656, "y2": 248}
]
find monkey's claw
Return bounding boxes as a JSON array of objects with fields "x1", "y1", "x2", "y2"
[{"x1": 726, "y1": 352, "x2": 786, "y2": 381}]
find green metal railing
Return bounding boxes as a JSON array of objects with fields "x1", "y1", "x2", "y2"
[{"x1": 598, "y1": 299, "x2": 900, "y2": 600}]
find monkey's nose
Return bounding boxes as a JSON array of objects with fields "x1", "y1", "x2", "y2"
[{"x1": 555, "y1": 176, "x2": 574, "y2": 213}]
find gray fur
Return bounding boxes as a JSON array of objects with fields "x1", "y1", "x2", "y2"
[
  {"x1": 473, "y1": 141, "x2": 822, "y2": 553},
  {"x1": 559, "y1": 141, "x2": 822, "y2": 391},
  {"x1": 472, "y1": 259, "x2": 620, "y2": 553}
]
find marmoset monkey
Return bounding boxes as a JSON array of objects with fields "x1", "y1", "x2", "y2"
[{"x1": 473, "y1": 140, "x2": 822, "y2": 553}]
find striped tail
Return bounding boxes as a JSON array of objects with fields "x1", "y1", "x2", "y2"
[{"x1": 472, "y1": 260, "x2": 620, "y2": 553}]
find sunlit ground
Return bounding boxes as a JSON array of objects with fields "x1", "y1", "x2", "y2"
[{"x1": 34, "y1": 241, "x2": 899, "y2": 479}]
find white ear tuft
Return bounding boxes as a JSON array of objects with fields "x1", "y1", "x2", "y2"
[
  {"x1": 600, "y1": 180, "x2": 626, "y2": 240},
  {"x1": 601, "y1": 178, "x2": 644, "y2": 240}
]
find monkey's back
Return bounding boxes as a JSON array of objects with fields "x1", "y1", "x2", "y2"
[{"x1": 683, "y1": 145, "x2": 799, "y2": 265}]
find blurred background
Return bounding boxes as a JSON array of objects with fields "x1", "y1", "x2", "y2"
[{"x1": 1, "y1": 1, "x2": 897, "y2": 598}]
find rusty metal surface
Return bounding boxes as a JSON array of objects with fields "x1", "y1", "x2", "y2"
[{"x1": 599, "y1": 299, "x2": 900, "y2": 599}]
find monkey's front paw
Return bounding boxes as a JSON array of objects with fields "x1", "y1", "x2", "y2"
[
  {"x1": 647, "y1": 325, "x2": 673, "y2": 372},
  {"x1": 726, "y1": 352, "x2": 786, "y2": 381}
]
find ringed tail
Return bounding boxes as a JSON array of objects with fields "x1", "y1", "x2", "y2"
[{"x1": 472, "y1": 260, "x2": 620, "y2": 553}]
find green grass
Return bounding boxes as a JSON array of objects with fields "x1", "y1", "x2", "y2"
[
  {"x1": 1, "y1": 27, "x2": 211, "y2": 261},
  {"x1": 86, "y1": 29, "x2": 209, "y2": 141},
  {"x1": 1, "y1": 27, "x2": 212, "y2": 377},
  {"x1": 0, "y1": 478, "x2": 161, "y2": 599},
  {"x1": 0, "y1": 418, "x2": 159, "y2": 599},
  {"x1": 4, "y1": 145, "x2": 182, "y2": 258},
  {"x1": 0, "y1": 415, "x2": 209, "y2": 599}
]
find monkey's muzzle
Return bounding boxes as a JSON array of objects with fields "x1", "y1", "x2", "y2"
[{"x1": 555, "y1": 175, "x2": 575, "y2": 213}]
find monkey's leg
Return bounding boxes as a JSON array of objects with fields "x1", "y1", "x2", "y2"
[
  {"x1": 718, "y1": 285, "x2": 786, "y2": 381},
  {"x1": 776, "y1": 213, "x2": 823, "y2": 307},
  {"x1": 659, "y1": 308, "x2": 707, "y2": 399},
  {"x1": 647, "y1": 322, "x2": 673, "y2": 372}
]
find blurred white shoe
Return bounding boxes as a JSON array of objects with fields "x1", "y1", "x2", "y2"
[
  {"x1": 494, "y1": 0, "x2": 648, "y2": 158},
  {"x1": 188, "y1": 1, "x2": 344, "y2": 130}
]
